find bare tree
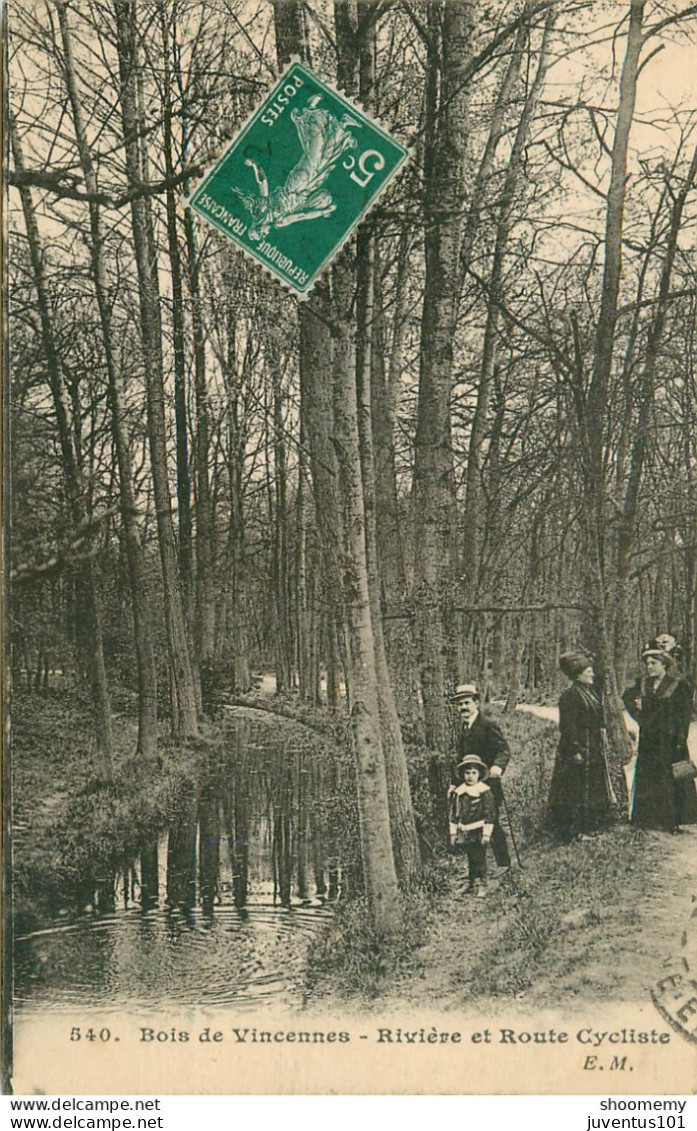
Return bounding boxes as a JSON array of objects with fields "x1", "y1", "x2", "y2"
[
  {"x1": 411, "y1": 1, "x2": 473, "y2": 756},
  {"x1": 10, "y1": 115, "x2": 114, "y2": 772},
  {"x1": 56, "y1": 0, "x2": 158, "y2": 761},
  {"x1": 114, "y1": 0, "x2": 199, "y2": 738}
]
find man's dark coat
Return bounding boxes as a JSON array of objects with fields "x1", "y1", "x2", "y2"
[{"x1": 452, "y1": 713, "x2": 511, "y2": 778}]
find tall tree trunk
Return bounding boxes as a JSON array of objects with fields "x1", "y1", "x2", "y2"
[
  {"x1": 274, "y1": 0, "x2": 344, "y2": 700},
  {"x1": 57, "y1": 0, "x2": 158, "y2": 762},
  {"x1": 462, "y1": 11, "x2": 555, "y2": 598},
  {"x1": 226, "y1": 395, "x2": 251, "y2": 694},
  {"x1": 160, "y1": 7, "x2": 193, "y2": 610},
  {"x1": 268, "y1": 355, "x2": 293, "y2": 691},
  {"x1": 372, "y1": 240, "x2": 407, "y2": 608},
  {"x1": 333, "y1": 244, "x2": 402, "y2": 930},
  {"x1": 184, "y1": 202, "x2": 216, "y2": 668},
  {"x1": 373, "y1": 238, "x2": 422, "y2": 724},
  {"x1": 115, "y1": 0, "x2": 198, "y2": 738},
  {"x1": 295, "y1": 446, "x2": 313, "y2": 698},
  {"x1": 179, "y1": 50, "x2": 216, "y2": 671},
  {"x1": 331, "y1": 0, "x2": 401, "y2": 927},
  {"x1": 273, "y1": 0, "x2": 402, "y2": 928},
  {"x1": 457, "y1": 14, "x2": 527, "y2": 291},
  {"x1": 356, "y1": 14, "x2": 421, "y2": 883},
  {"x1": 272, "y1": 0, "x2": 309, "y2": 66},
  {"x1": 298, "y1": 292, "x2": 347, "y2": 705},
  {"x1": 357, "y1": 236, "x2": 421, "y2": 884},
  {"x1": 10, "y1": 114, "x2": 114, "y2": 774},
  {"x1": 222, "y1": 315, "x2": 252, "y2": 693},
  {"x1": 582, "y1": 0, "x2": 644, "y2": 759}
]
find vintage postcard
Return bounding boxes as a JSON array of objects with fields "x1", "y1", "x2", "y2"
[{"x1": 4, "y1": 0, "x2": 697, "y2": 1097}]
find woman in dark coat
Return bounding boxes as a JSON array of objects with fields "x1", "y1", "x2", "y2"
[
  {"x1": 622, "y1": 646, "x2": 697, "y2": 832},
  {"x1": 548, "y1": 651, "x2": 615, "y2": 840}
]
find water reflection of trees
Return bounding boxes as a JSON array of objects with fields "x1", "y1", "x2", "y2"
[
  {"x1": 149, "y1": 716, "x2": 347, "y2": 915},
  {"x1": 166, "y1": 777, "x2": 198, "y2": 912},
  {"x1": 83, "y1": 715, "x2": 350, "y2": 920}
]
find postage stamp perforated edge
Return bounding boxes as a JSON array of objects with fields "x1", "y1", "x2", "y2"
[{"x1": 182, "y1": 57, "x2": 412, "y2": 299}]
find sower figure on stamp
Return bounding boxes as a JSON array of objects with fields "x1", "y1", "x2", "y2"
[
  {"x1": 448, "y1": 755, "x2": 496, "y2": 897},
  {"x1": 232, "y1": 97, "x2": 359, "y2": 241},
  {"x1": 448, "y1": 683, "x2": 512, "y2": 871}
]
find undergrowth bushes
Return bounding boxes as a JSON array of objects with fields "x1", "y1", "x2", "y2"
[
  {"x1": 12, "y1": 689, "x2": 193, "y2": 932},
  {"x1": 305, "y1": 884, "x2": 435, "y2": 1001}
]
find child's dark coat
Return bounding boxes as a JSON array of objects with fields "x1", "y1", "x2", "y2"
[{"x1": 448, "y1": 781, "x2": 496, "y2": 845}]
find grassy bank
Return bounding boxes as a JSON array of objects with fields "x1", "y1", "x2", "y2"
[
  {"x1": 304, "y1": 705, "x2": 562, "y2": 999},
  {"x1": 11, "y1": 688, "x2": 194, "y2": 933},
  {"x1": 329, "y1": 823, "x2": 669, "y2": 1014}
]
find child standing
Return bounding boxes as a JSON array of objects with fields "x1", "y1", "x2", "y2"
[{"x1": 448, "y1": 755, "x2": 496, "y2": 896}]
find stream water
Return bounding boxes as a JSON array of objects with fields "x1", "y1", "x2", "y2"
[{"x1": 14, "y1": 712, "x2": 345, "y2": 1016}]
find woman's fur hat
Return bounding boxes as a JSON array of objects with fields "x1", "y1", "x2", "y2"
[{"x1": 559, "y1": 650, "x2": 592, "y2": 680}]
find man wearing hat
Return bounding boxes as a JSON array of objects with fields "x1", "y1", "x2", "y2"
[{"x1": 448, "y1": 683, "x2": 512, "y2": 869}]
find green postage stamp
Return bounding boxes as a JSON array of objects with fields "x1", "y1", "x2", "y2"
[{"x1": 187, "y1": 60, "x2": 409, "y2": 295}]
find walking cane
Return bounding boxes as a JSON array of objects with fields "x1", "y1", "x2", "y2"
[{"x1": 498, "y1": 778, "x2": 524, "y2": 869}]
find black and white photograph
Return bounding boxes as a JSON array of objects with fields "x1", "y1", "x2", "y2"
[{"x1": 4, "y1": 0, "x2": 697, "y2": 1096}]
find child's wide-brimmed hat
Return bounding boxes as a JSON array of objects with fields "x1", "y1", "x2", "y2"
[
  {"x1": 449, "y1": 682, "x2": 480, "y2": 703},
  {"x1": 456, "y1": 754, "x2": 488, "y2": 779}
]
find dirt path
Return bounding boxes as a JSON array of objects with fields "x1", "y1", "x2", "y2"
[{"x1": 517, "y1": 701, "x2": 697, "y2": 758}]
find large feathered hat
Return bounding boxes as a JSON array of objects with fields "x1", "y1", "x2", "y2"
[{"x1": 641, "y1": 641, "x2": 675, "y2": 668}]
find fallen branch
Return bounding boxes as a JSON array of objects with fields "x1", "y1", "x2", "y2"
[{"x1": 383, "y1": 602, "x2": 585, "y2": 621}]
